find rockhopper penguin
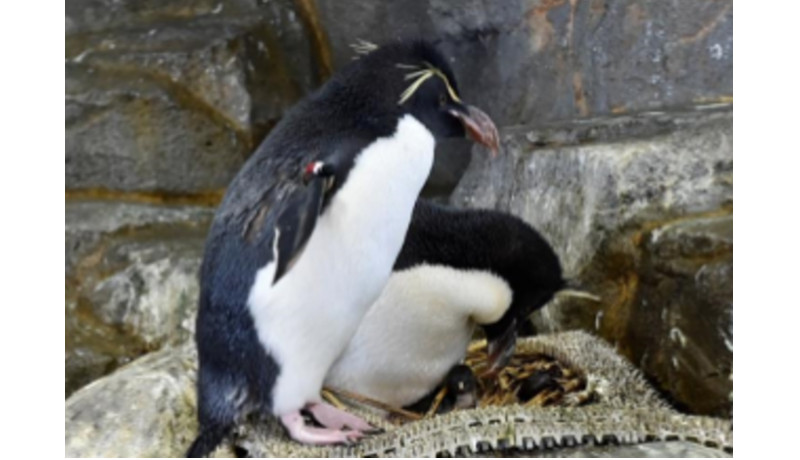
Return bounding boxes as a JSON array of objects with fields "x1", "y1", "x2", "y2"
[
  {"x1": 188, "y1": 41, "x2": 499, "y2": 457},
  {"x1": 325, "y1": 200, "x2": 564, "y2": 409}
]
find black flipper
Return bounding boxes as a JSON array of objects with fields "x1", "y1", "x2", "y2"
[{"x1": 272, "y1": 164, "x2": 334, "y2": 284}]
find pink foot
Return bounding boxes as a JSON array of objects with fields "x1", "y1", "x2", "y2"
[
  {"x1": 280, "y1": 411, "x2": 363, "y2": 445},
  {"x1": 305, "y1": 402, "x2": 377, "y2": 432}
]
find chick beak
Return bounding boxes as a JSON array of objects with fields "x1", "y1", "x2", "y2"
[
  {"x1": 448, "y1": 105, "x2": 500, "y2": 156},
  {"x1": 483, "y1": 318, "x2": 518, "y2": 376}
]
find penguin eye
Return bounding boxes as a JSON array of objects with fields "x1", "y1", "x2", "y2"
[{"x1": 439, "y1": 93, "x2": 448, "y2": 108}]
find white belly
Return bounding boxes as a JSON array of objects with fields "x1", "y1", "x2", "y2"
[
  {"x1": 247, "y1": 115, "x2": 435, "y2": 416},
  {"x1": 325, "y1": 264, "x2": 513, "y2": 408}
]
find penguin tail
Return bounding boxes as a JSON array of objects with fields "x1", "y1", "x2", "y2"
[{"x1": 186, "y1": 421, "x2": 234, "y2": 458}]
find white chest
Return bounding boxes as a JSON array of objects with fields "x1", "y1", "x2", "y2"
[{"x1": 247, "y1": 115, "x2": 435, "y2": 415}]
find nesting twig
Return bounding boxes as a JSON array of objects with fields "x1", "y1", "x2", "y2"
[
  {"x1": 424, "y1": 386, "x2": 448, "y2": 418},
  {"x1": 321, "y1": 389, "x2": 347, "y2": 410},
  {"x1": 467, "y1": 341, "x2": 588, "y2": 409},
  {"x1": 323, "y1": 387, "x2": 423, "y2": 421}
]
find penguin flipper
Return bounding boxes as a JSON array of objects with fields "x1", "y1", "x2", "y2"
[{"x1": 272, "y1": 174, "x2": 328, "y2": 284}]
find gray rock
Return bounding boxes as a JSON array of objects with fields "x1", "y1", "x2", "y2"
[
  {"x1": 453, "y1": 107, "x2": 732, "y2": 275},
  {"x1": 65, "y1": 201, "x2": 212, "y2": 396},
  {"x1": 315, "y1": 0, "x2": 733, "y2": 196},
  {"x1": 65, "y1": 343, "x2": 200, "y2": 458},
  {"x1": 65, "y1": 200, "x2": 212, "y2": 273},
  {"x1": 632, "y1": 215, "x2": 733, "y2": 417},
  {"x1": 318, "y1": 0, "x2": 733, "y2": 128},
  {"x1": 451, "y1": 107, "x2": 732, "y2": 417},
  {"x1": 65, "y1": 0, "x2": 732, "y2": 197},
  {"x1": 65, "y1": 60, "x2": 251, "y2": 193},
  {"x1": 66, "y1": 0, "x2": 316, "y2": 193}
]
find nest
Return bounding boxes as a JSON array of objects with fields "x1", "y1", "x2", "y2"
[
  {"x1": 323, "y1": 339, "x2": 593, "y2": 424},
  {"x1": 466, "y1": 340, "x2": 591, "y2": 409}
]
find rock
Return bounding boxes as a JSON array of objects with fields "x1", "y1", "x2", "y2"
[
  {"x1": 66, "y1": 0, "x2": 733, "y2": 197},
  {"x1": 65, "y1": 343, "x2": 200, "y2": 458},
  {"x1": 451, "y1": 107, "x2": 732, "y2": 417},
  {"x1": 66, "y1": 0, "x2": 317, "y2": 194},
  {"x1": 316, "y1": 0, "x2": 732, "y2": 196},
  {"x1": 633, "y1": 215, "x2": 733, "y2": 417},
  {"x1": 453, "y1": 107, "x2": 732, "y2": 275},
  {"x1": 65, "y1": 201, "x2": 213, "y2": 396},
  {"x1": 318, "y1": 0, "x2": 733, "y2": 127}
]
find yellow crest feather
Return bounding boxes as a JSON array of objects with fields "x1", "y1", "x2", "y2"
[{"x1": 397, "y1": 62, "x2": 462, "y2": 105}]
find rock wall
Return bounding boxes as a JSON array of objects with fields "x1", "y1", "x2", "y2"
[
  {"x1": 66, "y1": 0, "x2": 733, "y2": 198},
  {"x1": 66, "y1": 0, "x2": 319, "y2": 195}
]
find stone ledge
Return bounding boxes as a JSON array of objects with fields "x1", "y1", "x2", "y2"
[{"x1": 65, "y1": 200, "x2": 212, "y2": 396}]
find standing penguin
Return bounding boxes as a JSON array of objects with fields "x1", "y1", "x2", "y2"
[
  {"x1": 325, "y1": 200, "x2": 564, "y2": 409},
  {"x1": 187, "y1": 41, "x2": 499, "y2": 457}
]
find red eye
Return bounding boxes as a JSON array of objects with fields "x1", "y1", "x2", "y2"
[{"x1": 439, "y1": 93, "x2": 448, "y2": 107}]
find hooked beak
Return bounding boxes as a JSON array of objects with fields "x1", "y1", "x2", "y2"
[
  {"x1": 448, "y1": 105, "x2": 500, "y2": 156},
  {"x1": 483, "y1": 317, "x2": 518, "y2": 376}
]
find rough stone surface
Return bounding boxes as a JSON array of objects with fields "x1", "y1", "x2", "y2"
[
  {"x1": 65, "y1": 201, "x2": 213, "y2": 396},
  {"x1": 66, "y1": 0, "x2": 733, "y2": 196},
  {"x1": 65, "y1": 343, "x2": 199, "y2": 458},
  {"x1": 451, "y1": 107, "x2": 732, "y2": 417},
  {"x1": 632, "y1": 215, "x2": 733, "y2": 417},
  {"x1": 453, "y1": 106, "x2": 732, "y2": 276},
  {"x1": 316, "y1": 0, "x2": 732, "y2": 195},
  {"x1": 319, "y1": 0, "x2": 733, "y2": 127},
  {"x1": 66, "y1": 0, "x2": 317, "y2": 193}
]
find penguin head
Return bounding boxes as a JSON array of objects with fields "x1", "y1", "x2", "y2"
[
  {"x1": 478, "y1": 216, "x2": 566, "y2": 374},
  {"x1": 334, "y1": 40, "x2": 499, "y2": 154}
]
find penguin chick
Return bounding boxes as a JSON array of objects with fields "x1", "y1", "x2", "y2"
[
  {"x1": 325, "y1": 200, "x2": 563, "y2": 409},
  {"x1": 405, "y1": 364, "x2": 478, "y2": 414},
  {"x1": 187, "y1": 41, "x2": 499, "y2": 457},
  {"x1": 444, "y1": 364, "x2": 479, "y2": 411}
]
